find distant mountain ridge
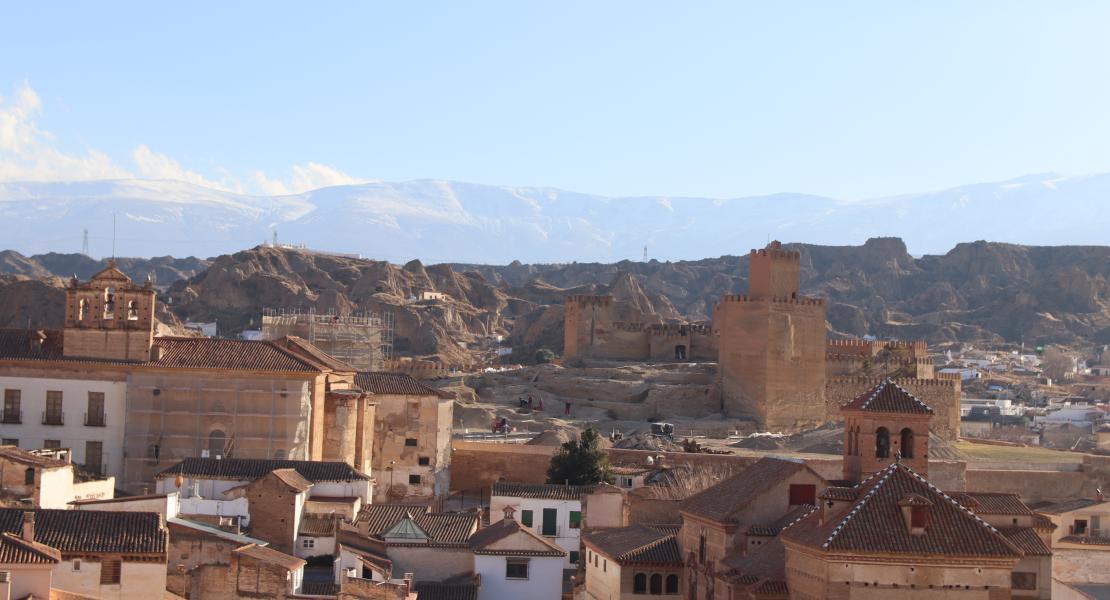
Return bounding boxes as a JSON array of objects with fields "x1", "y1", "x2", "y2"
[{"x1": 2, "y1": 173, "x2": 1109, "y2": 262}]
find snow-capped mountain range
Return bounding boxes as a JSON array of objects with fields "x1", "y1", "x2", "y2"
[{"x1": 0, "y1": 173, "x2": 1106, "y2": 263}]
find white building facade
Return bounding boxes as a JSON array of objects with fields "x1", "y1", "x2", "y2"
[{"x1": 490, "y1": 482, "x2": 591, "y2": 568}]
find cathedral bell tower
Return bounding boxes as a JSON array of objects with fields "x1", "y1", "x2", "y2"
[
  {"x1": 841, "y1": 378, "x2": 933, "y2": 483},
  {"x1": 63, "y1": 262, "x2": 156, "y2": 362}
]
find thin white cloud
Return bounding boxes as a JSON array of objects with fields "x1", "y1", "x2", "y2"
[
  {"x1": 0, "y1": 82, "x2": 132, "y2": 181},
  {"x1": 253, "y1": 162, "x2": 367, "y2": 195},
  {"x1": 0, "y1": 82, "x2": 368, "y2": 196},
  {"x1": 132, "y1": 144, "x2": 242, "y2": 193}
]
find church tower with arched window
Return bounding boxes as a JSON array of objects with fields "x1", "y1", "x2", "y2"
[
  {"x1": 841, "y1": 378, "x2": 932, "y2": 483},
  {"x1": 63, "y1": 262, "x2": 156, "y2": 361}
]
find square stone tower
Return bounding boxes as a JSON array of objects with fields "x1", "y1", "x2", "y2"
[
  {"x1": 63, "y1": 262, "x2": 156, "y2": 362},
  {"x1": 715, "y1": 241, "x2": 826, "y2": 431}
]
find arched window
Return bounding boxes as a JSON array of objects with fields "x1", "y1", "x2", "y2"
[
  {"x1": 665, "y1": 574, "x2": 679, "y2": 594},
  {"x1": 875, "y1": 427, "x2": 890, "y2": 459},
  {"x1": 633, "y1": 573, "x2": 647, "y2": 594},
  {"x1": 127, "y1": 300, "x2": 139, "y2": 320},
  {"x1": 78, "y1": 299, "x2": 89, "y2": 321},
  {"x1": 24, "y1": 468, "x2": 34, "y2": 485},
  {"x1": 208, "y1": 430, "x2": 226, "y2": 457},
  {"x1": 650, "y1": 573, "x2": 663, "y2": 594},
  {"x1": 900, "y1": 428, "x2": 914, "y2": 459}
]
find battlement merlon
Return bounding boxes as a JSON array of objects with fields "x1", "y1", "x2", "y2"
[{"x1": 717, "y1": 294, "x2": 825, "y2": 306}]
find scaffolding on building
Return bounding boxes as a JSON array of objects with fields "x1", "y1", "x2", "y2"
[{"x1": 260, "y1": 308, "x2": 394, "y2": 372}]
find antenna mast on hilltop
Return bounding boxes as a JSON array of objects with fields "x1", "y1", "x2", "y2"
[
  {"x1": 111, "y1": 213, "x2": 117, "y2": 260},
  {"x1": 643, "y1": 245, "x2": 648, "y2": 262},
  {"x1": 82, "y1": 229, "x2": 89, "y2": 256}
]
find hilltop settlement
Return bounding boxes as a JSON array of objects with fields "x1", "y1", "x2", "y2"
[{"x1": 0, "y1": 241, "x2": 1106, "y2": 599}]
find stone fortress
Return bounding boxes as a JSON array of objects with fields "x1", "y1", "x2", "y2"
[{"x1": 564, "y1": 241, "x2": 961, "y2": 438}]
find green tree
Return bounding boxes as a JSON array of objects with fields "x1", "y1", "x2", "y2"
[
  {"x1": 535, "y1": 348, "x2": 556, "y2": 364},
  {"x1": 546, "y1": 428, "x2": 613, "y2": 485}
]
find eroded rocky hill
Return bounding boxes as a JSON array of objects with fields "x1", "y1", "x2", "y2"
[{"x1": 3, "y1": 238, "x2": 1109, "y2": 366}]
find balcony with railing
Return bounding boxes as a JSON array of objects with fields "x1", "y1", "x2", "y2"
[
  {"x1": 0, "y1": 409, "x2": 21, "y2": 425},
  {"x1": 84, "y1": 412, "x2": 107, "y2": 427},
  {"x1": 42, "y1": 411, "x2": 64, "y2": 426}
]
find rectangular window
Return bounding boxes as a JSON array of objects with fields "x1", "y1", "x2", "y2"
[
  {"x1": 100, "y1": 556, "x2": 121, "y2": 584},
  {"x1": 541, "y1": 508, "x2": 557, "y2": 536},
  {"x1": 1074, "y1": 519, "x2": 1088, "y2": 535},
  {"x1": 788, "y1": 483, "x2": 817, "y2": 506},
  {"x1": 407, "y1": 401, "x2": 420, "y2": 419},
  {"x1": 408, "y1": 474, "x2": 422, "y2": 485},
  {"x1": 44, "y1": 391, "x2": 63, "y2": 425},
  {"x1": 569, "y1": 550, "x2": 579, "y2": 564},
  {"x1": 520, "y1": 510, "x2": 533, "y2": 527},
  {"x1": 1092, "y1": 515, "x2": 1102, "y2": 536},
  {"x1": 505, "y1": 558, "x2": 529, "y2": 579},
  {"x1": 404, "y1": 438, "x2": 418, "y2": 447},
  {"x1": 3, "y1": 390, "x2": 21, "y2": 424},
  {"x1": 1011, "y1": 572, "x2": 1037, "y2": 590},
  {"x1": 2, "y1": 439, "x2": 16, "y2": 447},
  {"x1": 418, "y1": 456, "x2": 430, "y2": 466},
  {"x1": 86, "y1": 392, "x2": 105, "y2": 427},
  {"x1": 85, "y1": 441, "x2": 103, "y2": 476},
  {"x1": 569, "y1": 510, "x2": 582, "y2": 529},
  {"x1": 43, "y1": 440, "x2": 61, "y2": 449},
  {"x1": 910, "y1": 506, "x2": 928, "y2": 528},
  {"x1": 303, "y1": 538, "x2": 314, "y2": 548}
]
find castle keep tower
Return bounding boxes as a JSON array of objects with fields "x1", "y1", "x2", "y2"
[
  {"x1": 715, "y1": 241, "x2": 826, "y2": 431},
  {"x1": 63, "y1": 262, "x2": 156, "y2": 362}
]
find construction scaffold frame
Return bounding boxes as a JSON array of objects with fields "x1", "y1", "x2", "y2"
[{"x1": 261, "y1": 307, "x2": 394, "y2": 371}]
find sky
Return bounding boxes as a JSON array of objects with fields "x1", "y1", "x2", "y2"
[{"x1": 2, "y1": 1, "x2": 1110, "y2": 200}]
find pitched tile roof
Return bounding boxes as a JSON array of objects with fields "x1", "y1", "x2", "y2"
[
  {"x1": 1059, "y1": 535, "x2": 1110, "y2": 546},
  {"x1": 468, "y1": 519, "x2": 565, "y2": 557},
  {"x1": 492, "y1": 482, "x2": 594, "y2": 501},
  {"x1": 681, "y1": 457, "x2": 810, "y2": 524},
  {"x1": 582, "y1": 525, "x2": 681, "y2": 565},
  {"x1": 1032, "y1": 513, "x2": 1057, "y2": 531},
  {"x1": 0, "y1": 532, "x2": 60, "y2": 564},
  {"x1": 412, "y1": 514, "x2": 478, "y2": 545},
  {"x1": 0, "y1": 328, "x2": 344, "y2": 374},
  {"x1": 233, "y1": 543, "x2": 305, "y2": 569},
  {"x1": 1036, "y1": 498, "x2": 1108, "y2": 514},
  {"x1": 782, "y1": 463, "x2": 1022, "y2": 559},
  {"x1": 843, "y1": 379, "x2": 934, "y2": 414},
  {"x1": 355, "y1": 504, "x2": 430, "y2": 535},
  {"x1": 948, "y1": 492, "x2": 1033, "y2": 516},
  {"x1": 267, "y1": 468, "x2": 313, "y2": 492},
  {"x1": 0, "y1": 446, "x2": 69, "y2": 469},
  {"x1": 298, "y1": 515, "x2": 336, "y2": 537},
  {"x1": 413, "y1": 581, "x2": 479, "y2": 600},
  {"x1": 818, "y1": 487, "x2": 858, "y2": 502},
  {"x1": 0, "y1": 509, "x2": 166, "y2": 555},
  {"x1": 747, "y1": 504, "x2": 818, "y2": 537},
  {"x1": 998, "y1": 527, "x2": 1053, "y2": 556},
  {"x1": 156, "y1": 457, "x2": 368, "y2": 482},
  {"x1": 273, "y1": 336, "x2": 356, "y2": 372},
  {"x1": 355, "y1": 372, "x2": 454, "y2": 398}
]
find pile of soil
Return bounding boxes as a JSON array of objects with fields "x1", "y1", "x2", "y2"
[{"x1": 613, "y1": 432, "x2": 684, "y2": 452}]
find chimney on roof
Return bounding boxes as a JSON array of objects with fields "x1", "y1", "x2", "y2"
[
  {"x1": 21, "y1": 511, "x2": 34, "y2": 542},
  {"x1": 502, "y1": 505, "x2": 517, "y2": 522}
]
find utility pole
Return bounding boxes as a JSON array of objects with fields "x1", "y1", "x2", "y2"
[
  {"x1": 82, "y1": 228, "x2": 89, "y2": 256},
  {"x1": 643, "y1": 245, "x2": 648, "y2": 262},
  {"x1": 111, "y1": 213, "x2": 117, "y2": 260}
]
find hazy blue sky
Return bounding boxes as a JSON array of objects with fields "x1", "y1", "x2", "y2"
[{"x1": 2, "y1": 1, "x2": 1109, "y2": 199}]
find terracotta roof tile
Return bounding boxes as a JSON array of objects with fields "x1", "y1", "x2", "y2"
[
  {"x1": 747, "y1": 504, "x2": 817, "y2": 537},
  {"x1": 998, "y1": 527, "x2": 1052, "y2": 556},
  {"x1": 843, "y1": 379, "x2": 934, "y2": 414},
  {"x1": 782, "y1": 463, "x2": 1022, "y2": 558},
  {"x1": 413, "y1": 581, "x2": 479, "y2": 600},
  {"x1": 492, "y1": 482, "x2": 594, "y2": 501},
  {"x1": 1032, "y1": 513, "x2": 1057, "y2": 531},
  {"x1": 0, "y1": 509, "x2": 166, "y2": 555},
  {"x1": 584, "y1": 525, "x2": 681, "y2": 565},
  {"x1": 268, "y1": 468, "x2": 313, "y2": 492},
  {"x1": 150, "y1": 337, "x2": 327, "y2": 372},
  {"x1": 233, "y1": 543, "x2": 305, "y2": 569},
  {"x1": 0, "y1": 446, "x2": 69, "y2": 469},
  {"x1": 356, "y1": 504, "x2": 430, "y2": 535},
  {"x1": 818, "y1": 487, "x2": 858, "y2": 502},
  {"x1": 0, "y1": 532, "x2": 60, "y2": 564},
  {"x1": 468, "y1": 519, "x2": 565, "y2": 556},
  {"x1": 157, "y1": 457, "x2": 368, "y2": 482},
  {"x1": 298, "y1": 515, "x2": 336, "y2": 537},
  {"x1": 355, "y1": 505, "x2": 477, "y2": 545},
  {"x1": 948, "y1": 492, "x2": 1033, "y2": 516},
  {"x1": 1059, "y1": 535, "x2": 1110, "y2": 546},
  {"x1": 682, "y1": 457, "x2": 810, "y2": 524},
  {"x1": 274, "y1": 336, "x2": 355, "y2": 372},
  {"x1": 1037, "y1": 498, "x2": 1108, "y2": 514},
  {"x1": 355, "y1": 372, "x2": 453, "y2": 398}
]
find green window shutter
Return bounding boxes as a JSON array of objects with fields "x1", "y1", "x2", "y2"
[
  {"x1": 521, "y1": 510, "x2": 533, "y2": 527},
  {"x1": 569, "y1": 511, "x2": 582, "y2": 528}
]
